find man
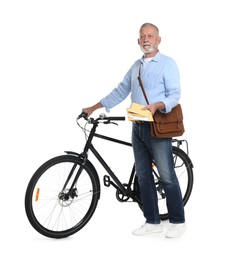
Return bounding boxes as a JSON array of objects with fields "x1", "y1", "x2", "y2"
[{"x1": 82, "y1": 23, "x2": 186, "y2": 238}]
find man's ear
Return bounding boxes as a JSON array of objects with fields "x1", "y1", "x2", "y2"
[{"x1": 138, "y1": 38, "x2": 140, "y2": 45}]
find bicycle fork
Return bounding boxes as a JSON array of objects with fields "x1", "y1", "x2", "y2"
[{"x1": 57, "y1": 150, "x2": 90, "y2": 202}]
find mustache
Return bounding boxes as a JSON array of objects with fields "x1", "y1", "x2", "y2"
[{"x1": 142, "y1": 43, "x2": 151, "y2": 47}]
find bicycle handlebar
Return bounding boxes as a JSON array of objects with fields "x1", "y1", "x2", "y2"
[
  {"x1": 77, "y1": 112, "x2": 89, "y2": 120},
  {"x1": 103, "y1": 116, "x2": 126, "y2": 121},
  {"x1": 77, "y1": 112, "x2": 125, "y2": 123}
]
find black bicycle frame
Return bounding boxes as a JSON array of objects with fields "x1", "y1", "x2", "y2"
[
  {"x1": 66, "y1": 120, "x2": 135, "y2": 197},
  {"x1": 90, "y1": 133, "x2": 133, "y2": 196}
]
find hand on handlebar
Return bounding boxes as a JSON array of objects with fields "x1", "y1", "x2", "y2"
[
  {"x1": 82, "y1": 107, "x2": 94, "y2": 118},
  {"x1": 82, "y1": 102, "x2": 103, "y2": 118},
  {"x1": 78, "y1": 103, "x2": 125, "y2": 123}
]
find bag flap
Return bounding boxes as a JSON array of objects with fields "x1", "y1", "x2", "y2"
[{"x1": 153, "y1": 104, "x2": 183, "y2": 123}]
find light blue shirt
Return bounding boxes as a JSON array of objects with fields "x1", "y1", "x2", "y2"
[{"x1": 100, "y1": 51, "x2": 181, "y2": 113}]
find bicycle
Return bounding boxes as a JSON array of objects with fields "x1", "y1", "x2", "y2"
[{"x1": 25, "y1": 112, "x2": 194, "y2": 239}]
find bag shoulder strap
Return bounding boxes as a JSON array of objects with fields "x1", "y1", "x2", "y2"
[{"x1": 138, "y1": 66, "x2": 149, "y2": 105}]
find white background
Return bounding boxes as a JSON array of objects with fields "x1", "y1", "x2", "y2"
[{"x1": 1, "y1": 0, "x2": 235, "y2": 259}]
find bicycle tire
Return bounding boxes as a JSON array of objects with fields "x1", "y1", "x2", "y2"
[
  {"x1": 134, "y1": 146, "x2": 193, "y2": 220},
  {"x1": 25, "y1": 155, "x2": 100, "y2": 238}
]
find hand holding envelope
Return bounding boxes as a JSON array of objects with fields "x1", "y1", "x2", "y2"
[{"x1": 126, "y1": 102, "x2": 154, "y2": 122}]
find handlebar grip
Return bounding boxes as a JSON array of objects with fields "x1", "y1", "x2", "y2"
[{"x1": 77, "y1": 112, "x2": 88, "y2": 120}]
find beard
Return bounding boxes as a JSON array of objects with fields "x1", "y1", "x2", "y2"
[{"x1": 140, "y1": 45, "x2": 157, "y2": 54}]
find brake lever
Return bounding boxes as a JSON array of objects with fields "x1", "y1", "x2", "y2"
[{"x1": 103, "y1": 120, "x2": 118, "y2": 126}]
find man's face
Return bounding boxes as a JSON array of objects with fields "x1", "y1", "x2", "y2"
[{"x1": 138, "y1": 26, "x2": 161, "y2": 55}]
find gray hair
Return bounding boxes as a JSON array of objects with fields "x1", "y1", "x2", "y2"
[{"x1": 139, "y1": 23, "x2": 159, "y2": 35}]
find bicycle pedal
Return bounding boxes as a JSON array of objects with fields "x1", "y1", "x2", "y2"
[{"x1": 103, "y1": 175, "x2": 111, "y2": 187}]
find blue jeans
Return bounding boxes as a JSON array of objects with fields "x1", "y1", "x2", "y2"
[{"x1": 132, "y1": 122, "x2": 185, "y2": 224}]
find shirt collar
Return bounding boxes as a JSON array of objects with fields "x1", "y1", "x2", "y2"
[{"x1": 141, "y1": 51, "x2": 161, "y2": 63}]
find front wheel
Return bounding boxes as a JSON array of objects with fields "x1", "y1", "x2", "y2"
[
  {"x1": 25, "y1": 155, "x2": 100, "y2": 238},
  {"x1": 134, "y1": 146, "x2": 194, "y2": 220}
]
